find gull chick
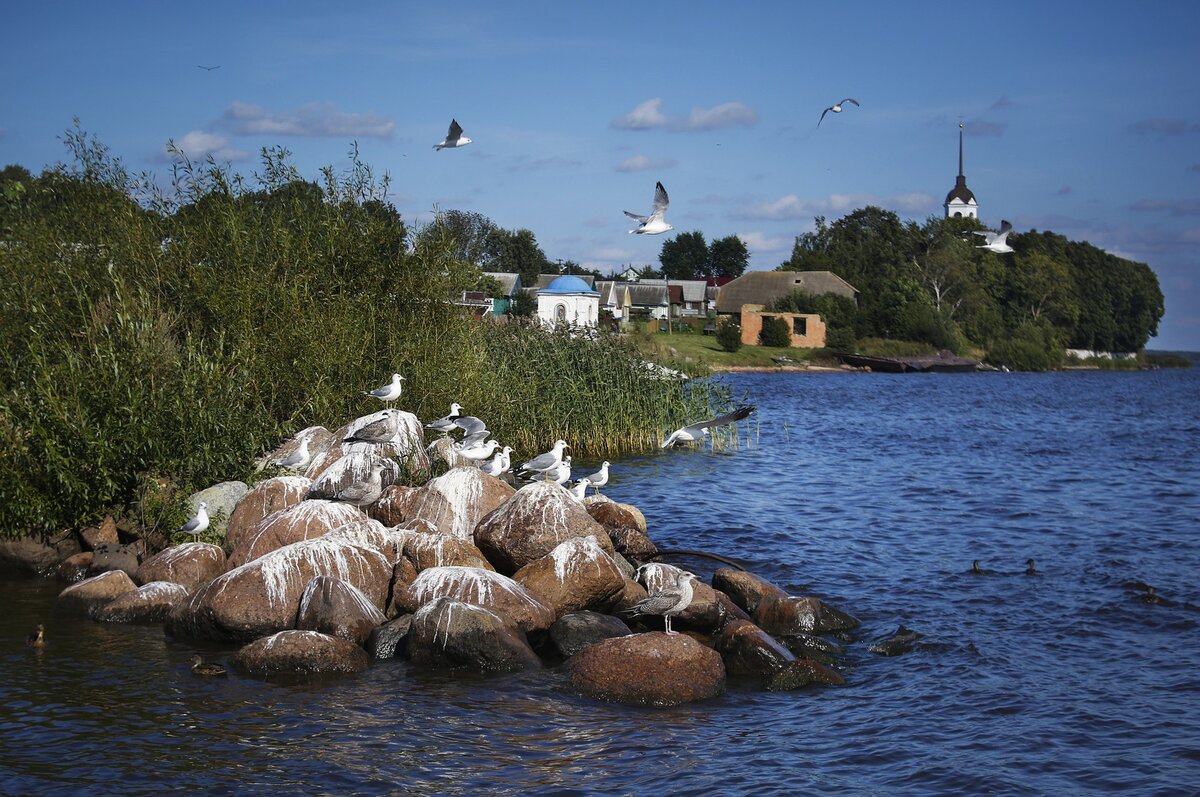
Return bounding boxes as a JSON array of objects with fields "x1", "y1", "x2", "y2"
[
  {"x1": 818, "y1": 98, "x2": 859, "y2": 127},
  {"x1": 624, "y1": 181, "x2": 672, "y2": 235},
  {"x1": 434, "y1": 119, "x2": 471, "y2": 150}
]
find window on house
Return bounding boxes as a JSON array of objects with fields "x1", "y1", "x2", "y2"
[{"x1": 792, "y1": 316, "x2": 807, "y2": 336}]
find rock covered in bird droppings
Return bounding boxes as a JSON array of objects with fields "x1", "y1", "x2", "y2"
[
  {"x1": 135, "y1": 542, "x2": 226, "y2": 590},
  {"x1": 225, "y1": 476, "x2": 312, "y2": 552},
  {"x1": 513, "y1": 536, "x2": 626, "y2": 619},
  {"x1": 406, "y1": 597, "x2": 541, "y2": 672},
  {"x1": 234, "y1": 630, "x2": 371, "y2": 675},
  {"x1": 398, "y1": 566, "x2": 555, "y2": 632},
  {"x1": 56, "y1": 570, "x2": 138, "y2": 617},
  {"x1": 296, "y1": 575, "x2": 388, "y2": 646},
  {"x1": 95, "y1": 581, "x2": 190, "y2": 624},
  {"x1": 228, "y1": 500, "x2": 369, "y2": 567},
  {"x1": 474, "y1": 481, "x2": 614, "y2": 574}
]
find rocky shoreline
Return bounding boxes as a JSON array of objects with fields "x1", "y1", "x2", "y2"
[{"x1": 5, "y1": 411, "x2": 863, "y2": 707}]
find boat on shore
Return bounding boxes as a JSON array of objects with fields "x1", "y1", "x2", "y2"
[{"x1": 836, "y1": 351, "x2": 981, "y2": 373}]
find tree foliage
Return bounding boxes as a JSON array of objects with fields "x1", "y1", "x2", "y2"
[
  {"x1": 710, "y1": 234, "x2": 749, "y2": 279},
  {"x1": 659, "y1": 230, "x2": 710, "y2": 279}
]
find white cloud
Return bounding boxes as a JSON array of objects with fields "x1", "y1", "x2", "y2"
[
  {"x1": 737, "y1": 230, "x2": 793, "y2": 254},
  {"x1": 162, "y1": 130, "x2": 250, "y2": 162},
  {"x1": 614, "y1": 154, "x2": 678, "y2": 172},
  {"x1": 612, "y1": 97, "x2": 759, "y2": 132},
  {"x1": 612, "y1": 98, "x2": 669, "y2": 130},
  {"x1": 733, "y1": 192, "x2": 936, "y2": 221},
  {"x1": 219, "y1": 101, "x2": 395, "y2": 138}
]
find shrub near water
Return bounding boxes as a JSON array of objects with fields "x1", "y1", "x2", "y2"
[{"x1": 0, "y1": 129, "x2": 719, "y2": 538}]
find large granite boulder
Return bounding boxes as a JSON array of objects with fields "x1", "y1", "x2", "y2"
[
  {"x1": 257, "y1": 425, "x2": 334, "y2": 472},
  {"x1": 369, "y1": 485, "x2": 419, "y2": 526},
  {"x1": 186, "y1": 481, "x2": 249, "y2": 541},
  {"x1": 168, "y1": 537, "x2": 391, "y2": 643},
  {"x1": 474, "y1": 481, "x2": 614, "y2": 574},
  {"x1": 225, "y1": 476, "x2": 312, "y2": 553},
  {"x1": 393, "y1": 467, "x2": 515, "y2": 540},
  {"x1": 87, "y1": 542, "x2": 140, "y2": 579},
  {"x1": 568, "y1": 632, "x2": 726, "y2": 706},
  {"x1": 56, "y1": 552, "x2": 94, "y2": 582},
  {"x1": 712, "y1": 568, "x2": 789, "y2": 615},
  {"x1": 79, "y1": 516, "x2": 120, "y2": 550},
  {"x1": 604, "y1": 527, "x2": 658, "y2": 561},
  {"x1": 295, "y1": 575, "x2": 387, "y2": 646},
  {"x1": 754, "y1": 595, "x2": 861, "y2": 635},
  {"x1": 318, "y1": 519, "x2": 407, "y2": 565},
  {"x1": 712, "y1": 619, "x2": 797, "y2": 678},
  {"x1": 95, "y1": 581, "x2": 190, "y2": 624},
  {"x1": 584, "y1": 495, "x2": 647, "y2": 533},
  {"x1": 305, "y1": 451, "x2": 397, "y2": 506},
  {"x1": 56, "y1": 570, "x2": 137, "y2": 617},
  {"x1": 366, "y1": 615, "x2": 413, "y2": 659},
  {"x1": 405, "y1": 597, "x2": 541, "y2": 672},
  {"x1": 513, "y1": 537, "x2": 625, "y2": 619},
  {"x1": 308, "y1": 410, "x2": 427, "y2": 480},
  {"x1": 402, "y1": 533, "x2": 494, "y2": 572},
  {"x1": 548, "y1": 611, "x2": 632, "y2": 659},
  {"x1": 228, "y1": 500, "x2": 369, "y2": 567},
  {"x1": 234, "y1": 630, "x2": 371, "y2": 675},
  {"x1": 0, "y1": 530, "x2": 83, "y2": 574},
  {"x1": 135, "y1": 543, "x2": 226, "y2": 590},
  {"x1": 398, "y1": 566, "x2": 555, "y2": 632}
]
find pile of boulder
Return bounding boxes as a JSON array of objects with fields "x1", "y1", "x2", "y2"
[{"x1": 40, "y1": 412, "x2": 861, "y2": 707}]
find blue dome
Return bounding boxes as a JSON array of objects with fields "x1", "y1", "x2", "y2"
[{"x1": 542, "y1": 275, "x2": 596, "y2": 294}]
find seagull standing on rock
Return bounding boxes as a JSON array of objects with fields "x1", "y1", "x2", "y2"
[
  {"x1": 456, "y1": 438, "x2": 501, "y2": 463},
  {"x1": 364, "y1": 373, "x2": 404, "y2": 407},
  {"x1": 818, "y1": 98, "x2": 859, "y2": 127},
  {"x1": 519, "y1": 440, "x2": 569, "y2": 480},
  {"x1": 479, "y1": 445, "x2": 513, "y2": 477},
  {"x1": 624, "y1": 181, "x2": 673, "y2": 235},
  {"x1": 580, "y1": 461, "x2": 610, "y2": 494},
  {"x1": 568, "y1": 478, "x2": 591, "y2": 502},
  {"x1": 331, "y1": 460, "x2": 387, "y2": 508},
  {"x1": 346, "y1": 409, "x2": 401, "y2": 445},
  {"x1": 177, "y1": 502, "x2": 209, "y2": 542},
  {"x1": 273, "y1": 432, "x2": 313, "y2": 470},
  {"x1": 434, "y1": 119, "x2": 471, "y2": 150},
  {"x1": 628, "y1": 573, "x2": 698, "y2": 635},
  {"x1": 425, "y1": 403, "x2": 464, "y2": 434}
]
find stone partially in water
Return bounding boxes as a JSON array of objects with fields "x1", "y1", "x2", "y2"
[
  {"x1": 366, "y1": 615, "x2": 413, "y2": 659},
  {"x1": 95, "y1": 581, "x2": 190, "y2": 624},
  {"x1": 712, "y1": 619, "x2": 796, "y2": 678},
  {"x1": 568, "y1": 632, "x2": 726, "y2": 707},
  {"x1": 56, "y1": 552, "x2": 94, "y2": 582},
  {"x1": 548, "y1": 611, "x2": 632, "y2": 659},
  {"x1": 868, "y1": 625, "x2": 923, "y2": 656},
  {"x1": 234, "y1": 629, "x2": 371, "y2": 675},
  {"x1": 406, "y1": 597, "x2": 541, "y2": 672},
  {"x1": 712, "y1": 567, "x2": 789, "y2": 615},
  {"x1": 296, "y1": 575, "x2": 387, "y2": 646},
  {"x1": 398, "y1": 566, "x2": 555, "y2": 632},
  {"x1": 766, "y1": 658, "x2": 846, "y2": 690},
  {"x1": 56, "y1": 570, "x2": 137, "y2": 617},
  {"x1": 753, "y1": 595, "x2": 860, "y2": 635}
]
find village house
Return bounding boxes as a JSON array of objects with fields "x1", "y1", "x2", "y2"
[
  {"x1": 535, "y1": 275, "x2": 600, "y2": 328},
  {"x1": 715, "y1": 270, "x2": 859, "y2": 348}
]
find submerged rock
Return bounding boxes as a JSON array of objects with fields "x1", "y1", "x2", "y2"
[
  {"x1": 868, "y1": 625, "x2": 923, "y2": 657},
  {"x1": 474, "y1": 481, "x2": 614, "y2": 574},
  {"x1": 56, "y1": 570, "x2": 137, "y2": 617},
  {"x1": 406, "y1": 597, "x2": 541, "y2": 672},
  {"x1": 135, "y1": 542, "x2": 226, "y2": 590},
  {"x1": 568, "y1": 632, "x2": 726, "y2": 707},
  {"x1": 95, "y1": 581, "x2": 190, "y2": 624},
  {"x1": 767, "y1": 658, "x2": 846, "y2": 690},
  {"x1": 712, "y1": 568, "x2": 789, "y2": 615},
  {"x1": 712, "y1": 619, "x2": 796, "y2": 678},
  {"x1": 235, "y1": 630, "x2": 371, "y2": 675}
]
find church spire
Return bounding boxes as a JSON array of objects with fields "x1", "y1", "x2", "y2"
[
  {"x1": 944, "y1": 117, "x2": 978, "y2": 219},
  {"x1": 958, "y1": 119, "x2": 964, "y2": 178}
]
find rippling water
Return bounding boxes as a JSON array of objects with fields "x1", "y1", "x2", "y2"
[{"x1": 4, "y1": 369, "x2": 1199, "y2": 796}]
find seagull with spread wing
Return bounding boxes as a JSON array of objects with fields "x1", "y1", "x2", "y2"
[
  {"x1": 661, "y1": 406, "x2": 755, "y2": 449},
  {"x1": 434, "y1": 119, "x2": 471, "y2": 150},
  {"x1": 818, "y1": 98, "x2": 859, "y2": 127},
  {"x1": 973, "y1": 220, "x2": 1015, "y2": 254},
  {"x1": 624, "y1": 181, "x2": 673, "y2": 235}
]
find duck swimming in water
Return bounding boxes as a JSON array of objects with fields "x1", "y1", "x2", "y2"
[
  {"x1": 190, "y1": 655, "x2": 227, "y2": 677},
  {"x1": 26, "y1": 623, "x2": 46, "y2": 648},
  {"x1": 1024, "y1": 558, "x2": 1039, "y2": 575},
  {"x1": 970, "y1": 560, "x2": 991, "y2": 575}
]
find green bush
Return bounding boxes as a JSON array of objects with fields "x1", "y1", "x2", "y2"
[
  {"x1": 985, "y1": 322, "x2": 1064, "y2": 371},
  {"x1": 716, "y1": 319, "x2": 742, "y2": 352},
  {"x1": 824, "y1": 326, "x2": 858, "y2": 352},
  {"x1": 759, "y1": 316, "x2": 792, "y2": 347},
  {"x1": 0, "y1": 129, "x2": 723, "y2": 537}
]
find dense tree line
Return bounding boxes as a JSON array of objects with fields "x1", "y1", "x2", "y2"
[{"x1": 774, "y1": 207, "x2": 1164, "y2": 367}]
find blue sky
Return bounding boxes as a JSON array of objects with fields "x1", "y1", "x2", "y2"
[{"x1": 3, "y1": 2, "x2": 1199, "y2": 349}]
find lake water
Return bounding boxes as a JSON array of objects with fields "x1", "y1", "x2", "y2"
[{"x1": 3, "y1": 369, "x2": 1199, "y2": 796}]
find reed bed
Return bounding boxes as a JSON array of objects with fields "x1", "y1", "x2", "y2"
[{"x1": 0, "y1": 131, "x2": 731, "y2": 538}]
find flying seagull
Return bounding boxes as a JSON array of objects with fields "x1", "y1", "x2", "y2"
[
  {"x1": 434, "y1": 119, "x2": 471, "y2": 150},
  {"x1": 624, "y1": 181, "x2": 673, "y2": 235},
  {"x1": 973, "y1": 220, "x2": 1015, "y2": 254},
  {"x1": 627, "y1": 572, "x2": 697, "y2": 635},
  {"x1": 818, "y1": 98, "x2": 859, "y2": 127},
  {"x1": 662, "y1": 406, "x2": 755, "y2": 449},
  {"x1": 197, "y1": 65, "x2": 221, "y2": 71},
  {"x1": 177, "y1": 502, "x2": 210, "y2": 541},
  {"x1": 364, "y1": 373, "x2": 404, "y2": 407}
]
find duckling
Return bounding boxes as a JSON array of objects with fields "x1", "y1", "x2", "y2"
[
  {"x1": 190, "y1": 655, "x2": 227, "y2": 677},
  {"x1": 970, "y1": 560, "x2": 991, "y2": 575},
  {"x1": 1024, "y1": 558, "x2": 1039, "y2": 575},
  {"x1": 26, "y1": 623, "x2": 46, "y2": 648}
]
